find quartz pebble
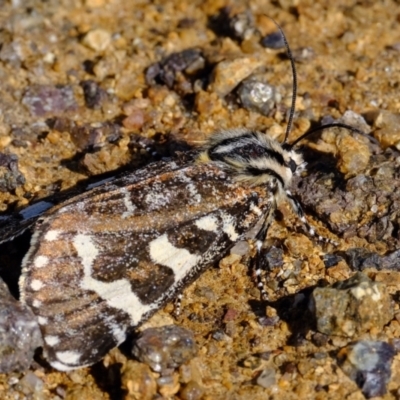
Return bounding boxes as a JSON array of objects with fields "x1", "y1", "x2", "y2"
[
  {"x1": 256, "y1": 367, "x2": 276, "y2": 388},
  {"x1": 132, "y1": 325, "x2": 197, "y2": 373},
  {"x1": 237, "y1": 76, "x2": 280, "y2": 115},
  {"x1": 82, "y1": 28, "x2": 112, "y2": 52}
]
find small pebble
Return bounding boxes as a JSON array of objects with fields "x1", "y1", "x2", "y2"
[
  {"x1": 323, "y1": 112, "x2": 371, "y2": 176},
  {"x1": 323, "y1": 253, "x2": 343, "y2": 268},
  {"x1": 180, "y1": 381, "x2": 204, "y2": 400},
  {"x1": 132, "y1": 325, "x2": 197, "y2": 373},
  {"x1": 256, "y1": 367, "x2": 276, "y2": 388},
  {"x1": 237, "y1": 76, "x2": 279, "y2": 115},
  {"x1": 158, "y1": 372, "x2": 180, "y2": 397},
  {"x1": 292, "y1": 47, "x2": 316, "y2": 63},
  {"x1": 265, "y1": 246, "x2": 284, "y2": 269},
  {"x1": 209, "y1": 56, "x2": 263, "y2": 97},
  {"x1": 69, "y1": 121, "x2": 121, "y2": 151},
  {"x1": 22, "y1": 85, "x2": 77, "y2": 117},
  {"x1": 82, "y1": 28, "x2": 112, "y2": 52},
  {"x1": 0, "y1": 152, "x2": 25, "y2": 192},
  {"x1": 17, "y1": 372, "x2": 44, "y2": 396},
  {"x1": 121, "y1": 360, "x2": 157, "y2": 400},
  {"x1": 80, "y1": 80, "x2": 106, "y2": 109},
  {"x1": 122, "y1": 110, "x2": 146, "y2": 131},
  {"x1": 261, "y1": 31, "x2": 285, "y2": 49},
  {"x1": 369, "y1": 110, "x2": 400, "y2": 149},
  {"x1": 337, "y1": 341, "x2": 395, "y2": 398},
  {"x1": 146, "y1": 48, "x2": 204, "y2": 90},
  {"x1": 228, "y1": 10, "x2": 257, "y2": 41}
]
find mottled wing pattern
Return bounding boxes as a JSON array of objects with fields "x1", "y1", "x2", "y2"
[
  {"x1": 0, "y1": 155, "x2": 193, "y2": 244},
  {"x1": 19, "y1": 158, "x2": 272, "y2": 370}
]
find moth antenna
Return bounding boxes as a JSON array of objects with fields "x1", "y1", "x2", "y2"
[
  {"x1": 266, "y1": 17, "x2": 297, "y2": 144},
  {"x1": 288, "y1": 122, "x2": 372, "y2": 148},
  {"x1": 265, "y1": 20, "x2": 370, "y2": 150}
]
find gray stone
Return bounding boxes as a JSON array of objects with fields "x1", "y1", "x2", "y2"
[
  {"x1": 310, "y1": 272, "x2": 393, "y2": 337},
  {"x1": 0, "y1": 278, "x2": 42, "y2": 372}
]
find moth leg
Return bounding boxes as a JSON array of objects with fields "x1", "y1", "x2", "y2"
[
  {"x1": 285, "y1": 190, "x2": 338, "y2": 246},
  {"x1": 253, "y1": 241, "x2": 270, "y2": 301},
  {"x1": 172, "y1": 293, "x2": 183, "y2": 318},
  {"x1": 252, "y1": 204, "x2": 277, "y2": 301}
]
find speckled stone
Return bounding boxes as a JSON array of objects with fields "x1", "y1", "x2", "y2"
[
  {"x1": 0, "y1": 152, "x2": 25, "y2": 192},
  {"x1": 310, "y1": 272, "x2": 393, "y2": 337}
]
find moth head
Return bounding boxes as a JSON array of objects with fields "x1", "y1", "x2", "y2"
[{"x1": 198, "y1": 128, "x2": 305, "y2": 189}]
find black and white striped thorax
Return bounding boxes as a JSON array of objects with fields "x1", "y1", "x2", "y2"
[{"x1": 198, "y1": 128, "x2": 306, "y2": 193}]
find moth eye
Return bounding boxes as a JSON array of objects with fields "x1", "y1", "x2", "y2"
[{"x1": 289, "y1": 159, "x2": 297, "y2": 173}]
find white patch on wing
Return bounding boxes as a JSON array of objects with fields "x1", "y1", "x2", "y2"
[
  {"x1": 73, "y1": 234, "x2": 154, "y2": 326},
  {"x1": 221, "y1": 212, "x2": 239, "y2": 241},
  {"x1": 121, "y1": 187, "x2": 136, "y2": 219},
  {"x1": 149, "y1": 234, "x2": 201, "y2": 282},
  {"x1": 55, "y1": 351, "x2": 82, "y2": 365},
  {"x1": 144, "y1": 191, "x2": 170, "y2": 210},
  {"x1": 45, "y1": 335, "x2": 60, "y2": 346},
  {"x1": 195, "y1": 215, "x2": 218, "y2": 232},
  {"x1": 32, "y1": 299, "x2": 42, "y2": 308},
  {"x1": 34, "y1": 255, "x2": 49, "y2": 268},
  {"x1": 110, "y1": 323, "x2": 126, "y2": 343},
  {"x1": 186, "y1": 183, "x2": 202, "y2": 203},
  {"x1": 31, "y1": 279, "x2": 44, "y2": 291},
  {"x1": 49, "y1": 361, "x2": 78, "y2": 371},
  {"x1": 250, "y1": 203, "x2": 262, "y2": 216},
  {"x1": 44, "y1": 230, "x2": 61, "y2": 241}
]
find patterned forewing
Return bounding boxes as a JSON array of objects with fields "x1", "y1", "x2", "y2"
[{"x1": 20, "y1": 161, "x2": 272, "y2": 370}]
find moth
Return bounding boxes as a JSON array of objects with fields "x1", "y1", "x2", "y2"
[{"x1": 1, "y1": 21, "x2": 364, "y2": 371}]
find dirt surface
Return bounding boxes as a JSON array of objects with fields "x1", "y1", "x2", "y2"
[{"x1": 1, "y1": 0, "x2": 400, "y2": 399}]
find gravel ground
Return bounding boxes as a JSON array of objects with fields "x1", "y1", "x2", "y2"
[{"x1": 0, "y1": 0, "x2": 400, "y2": 399}]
